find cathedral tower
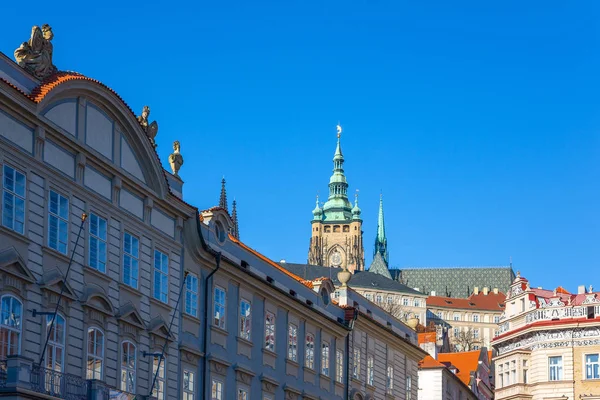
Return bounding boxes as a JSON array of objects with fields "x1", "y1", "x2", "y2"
[{"x1": 308, "y1": 125, "x2": 365, "y2": 273}]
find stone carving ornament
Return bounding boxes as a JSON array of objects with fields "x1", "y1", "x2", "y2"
[
  {"x1": 168, "y1": 141, "x2": 183, "y2": 176},
  {"x1": 14, "y1": 24, "x2": 58, "y2": 80},
  {"x1": 137, "y1": 106, "x2": 159, "y2": 148}
]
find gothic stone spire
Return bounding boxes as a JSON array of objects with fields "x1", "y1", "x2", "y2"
[
  {"x1": 231, "y1": 199, "x2": 239, "y2": 239},
  {"x1": 374, "y1": 194, "x2": 389, "y2": 267},
  {"x1": 219, "y1": 177, "x2": 228, "y2": 212}
]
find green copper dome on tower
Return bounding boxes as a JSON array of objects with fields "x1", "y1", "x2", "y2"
[
  {"x1": 312, "y1": 195, "x2": 323, "y2": 221},
  {"x1": 352, "y1": 191, "x2": 362, "y2": 220},
  {"x1": 321, "y1": 125, "x2": 353, "y2": 221}
]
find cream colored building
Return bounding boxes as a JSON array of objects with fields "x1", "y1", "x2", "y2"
[
  {"x1": 493, "y1": 273, "x2": 600, "y2": 400},
  {"x1": 427, "y1": 287, "x2": 505, "y2": 351}
]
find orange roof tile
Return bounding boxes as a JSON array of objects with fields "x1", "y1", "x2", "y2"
[
  {"x1": 427, "y1": 291, "x2": 505, "y2": 311},
  {"x1": 419, "y1": 355, "x2": 445, "y2": 369},
  {"x1": 436, "y1": 350, "x2": 481, "y2": 386},
  {"x1": 227, "y1": 234, "x2": 314, "y2": 289}
]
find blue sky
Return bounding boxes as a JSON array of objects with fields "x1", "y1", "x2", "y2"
[{"x1": 2, "y1": 1, "x2": 599, "y2": 292}]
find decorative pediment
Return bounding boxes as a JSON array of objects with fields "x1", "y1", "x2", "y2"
[
  {"x1": 283, "y1": 384, "x2": 302, "y2": 400},
  {"x1": 179, "y1": 332, "x2": 203, "y2": 364},
  {"x1": 80, "y1": 285, "x2": 115, "y2": 315},
  {"x1": 40, "y1": 268, "x2": 78, "y2": 301},
  {"x1": 583, "y1": 294, "x2": 600, "y2": 304},
  {"x1": 260, "y1": 374, "x2": 279, "y2": 394},
  {"x1": 0, "y1": 247, "x2": 36, "y2": 284},
  {"x1": 117, "y1": 302, "x2": 145, "y2": 329},
  {"x1": 208, "y1": 355, "x2": 231, "y2": 375},
  {"x1": 147, "y1": 315, "x2": 172, "y2": 341},
  {"x1": 234, "y1": 363, "x2": 255, "y2": 385}
]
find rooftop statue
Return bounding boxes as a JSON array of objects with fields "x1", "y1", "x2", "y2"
[
  {"x1": 14, "y1": 24, "x2": 58, "y2": 80},
  {"x1": 168, "y1": 141, "x2": 183, "y2": 176},
  {"x1": 137, "y1": 106, "x2": 158, "y2": 148}
]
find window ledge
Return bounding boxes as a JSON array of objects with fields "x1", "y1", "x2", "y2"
[
  {"x1": 351, "y1": 377, "x2": 362, "y2": 384},
  {"x1": 83, "y1": 265, "x2": 111, "y2": 283},
  {"x1": 386, "y1": 394, "x2": 395, "y2": 400},
  {"x1": 303, "y1": 366, "x2": 316, "y2": 374},
  {"x1": 0, "y1": 225, "x2": 30, "y2": 244},
  {"x1": 319, "y1": 373, "x2": 331, "y2": 382},
  {"x1": 262, "y1": 347, "x2": 277, "y2": 357},
  {"x1": 183, "y1": 312, "x2": 201, "y2": 324},
  {"x1": 119, "y1": 282, "x2": 142, "y2": 297},
  {"x1": 285, "y1": 358, "x2": 299, "y2": 367},
  {"x1": 149, "y1": 297, "x2": 172, "y2": 313},
  {"x1": 236, "y1": 336, "x2": 253, "y2": 347},
  {"x1": 366, "y1": 383, "x2": 376, "y2": 391},
  {"x1": 210, "y1": 325, "x2": 229, "y2": 336},
  {"x1": 334, "y1": 380, "x2": 344, "y2": 389},
  {"x1": 42, "y1": 245, "x2": 70, "y2": 262}
]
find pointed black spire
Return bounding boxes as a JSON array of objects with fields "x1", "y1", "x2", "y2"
[
  {"x1": 231, "y1": 199, "x2": 239, "y2": 239},
  {"x1": 219, "y1": 177, "x2": 228, "y2": 212}
]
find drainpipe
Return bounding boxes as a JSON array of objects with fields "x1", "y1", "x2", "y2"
[
  {"x1": 345, "y1": 309, "x2": 358, "y2": 400},
  {"x1": 196, "y1": 214, "x2": 222, "y2": 400}
]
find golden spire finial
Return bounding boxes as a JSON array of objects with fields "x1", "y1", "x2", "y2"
[{"x1": 336, "y1": 123, "x2": 342, "y2": 138}]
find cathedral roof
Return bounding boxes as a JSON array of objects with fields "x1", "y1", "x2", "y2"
[{"x1": 368, "y1": 252, "x2": 392, "y2": 279}]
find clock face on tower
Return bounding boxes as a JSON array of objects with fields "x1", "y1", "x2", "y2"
[{"x1": 330, "y1": 251, "x2": 342, "y2": 267}]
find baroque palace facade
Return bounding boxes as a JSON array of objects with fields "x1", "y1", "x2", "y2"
[
  {"x1": 0, "y1": 23, "x2": 427, "y2": 400},
  {"x1": 493, "y1": 273, "x2": 600, "y2": 400}
]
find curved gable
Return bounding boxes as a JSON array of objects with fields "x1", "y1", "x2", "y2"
[{"x1": 34, "y1": 72, "x2": 167, "y2": 197}]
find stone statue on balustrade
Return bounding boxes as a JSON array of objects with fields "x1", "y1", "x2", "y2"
[
  {"x1": 137, "y1": 106, "x2": 159, "y2": 148},
  {"x1": 14, "y1": 24, "x2": 58, "y2": 80}
]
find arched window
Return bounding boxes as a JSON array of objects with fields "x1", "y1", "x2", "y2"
[
  {"x1": 121, "y1": 341, "x2": 136, "y2": 393},
  {"x1": 45, "y1": 314, "x2": 65, "y2": 372},
  {"x1": 152, "y1": 355, "x2": 166, "y2": 400},
  {"x1": 86, "y1": 328, "x2": 104, "y2": 380},
  {"x1": 0, "y1": 295, "x2": 22, "y2": 359}
]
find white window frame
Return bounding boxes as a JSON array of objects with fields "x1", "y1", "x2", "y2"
[
  {"x1": 367, "y1": 355, "x2": 374, "y2": 386},
  {"x1": 183, "y1": 369, "x2": 195, "y2": 400},
  {"x1": 213, "y1": 286, "x2": 226, "y2": 329},
  {"x1": 387, "y1": 364, "x2": 394, "y2": 393},
  {"x1": 376, "y1": 294, "x2": 382, "y2": 304},
  {"x1": 237, "y1": 388, "x2": 248, "y2": 400},
  {"x1": 549, "y1": 356, "x2": 563, "y2": 381},
  {"x1": 211, "y1": 379, "x2": 223, "y2": 400},
  {"x1": 185, "y1": 273, "x2": 198, "y2": 317},
  {"x1": 353, "y1": 347, "x2": 360, "y2": 379},
  {"x1": 2, "y1": 165, "x2": 26, "y2": 234},
  {"x1": 0, "y1": 295, "x2": 22, "y2": 359},
  {"x1": 403, "y1": 297, "x2": 409, "y2": 306},
  {"x1": 120, "y1": 341, "x2": 136, "y2": 393},
  {"x1": 288, "y1": 323, "x2": 298, "y2": 361},
  {"x1": 305, "y1": 333, "x2": 315, "y2": 369},
  {"x1": 406, "y1": 375, "x2": 412, "y2": 400},
  {"x1": 321, "y1": 341, "x2": 330, "y2": 376},
  {"x1": 473, "y1": 329, "x2": 479, "y2": 339},
  {"x1": 48, "y1": 190, "x2": 69, "y2": 254},
  {"x1": 472, "y1": 314, "x2": 480, "y2": 322},
  {"x1": 45, "y1": 314, "x2": 66, "y2": 374},
  {"x1": 265, "y1": 312, "x2": 275, "y2": 351},
  {"x1": 585, "y1": 353, "x2": 599, "y2": 380},
  {"x1": 494, "y1": 316, "x2": 501, "y2": 324},
  {"x1": 153, "y1": 250, "x2": 169, "y2": 303},
  {"x1": 86, "y1": 327, "x2": 104, "y2": 380},
  {"x1": 88, "y1": 213, "x2": 107, "y2": 273},
  {"x1": 239, "y1": 299, "x2": 251, "y2": 340},
  {"x1": 152, "y1": 355, "x2": 166, "y2": 400},
  {"x1": 336, "y1": 349, "x2": 344, "y2": 383},
  {"x1": 123, "y1": 232, "x2": 139, "y2": 288}
]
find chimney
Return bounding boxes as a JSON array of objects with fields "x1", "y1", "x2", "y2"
[
  {"x1": 578, "y1": 285, "x2": 586, "y2": 294},
  {"x1": 431, "y1": 291, "x2": 436, "y2": 296},
  {"x1": 483, "y1": 287, "x2": 489, "y2": 296},
  {"x1": 474, "y1": 287, "x2": 479, "y2": 295},
  {"x1": 493, "y1": 288, "x2": 498, "y2": 294}
]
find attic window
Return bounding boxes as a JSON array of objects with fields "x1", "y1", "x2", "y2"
[
  {"x1": 469, "y1": 302, "x2": 476, "y2": 306},
  {"x1": 445, "y1": 300, "x2": 452, "y2": 304}
]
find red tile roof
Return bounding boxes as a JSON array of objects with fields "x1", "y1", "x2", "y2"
[
  {"x1": 427, "y1": 291, "x2": 506, "y2": 311},
  {"x1": 437, "y1": 350, "x2": 481, "y2": 386},
  {"x1": 419, "y1": 355, "x2": 446, "y2": 369}
]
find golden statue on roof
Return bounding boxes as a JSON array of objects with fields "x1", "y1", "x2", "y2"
[{"x1": 14, "y1": 24, "x2": 57, "y2": 80}]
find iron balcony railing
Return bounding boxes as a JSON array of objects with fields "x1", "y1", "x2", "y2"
[{"x1": 30, "y1": 364, "x2": 89, "y2": 400}]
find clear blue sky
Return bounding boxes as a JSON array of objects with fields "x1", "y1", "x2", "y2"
[{"x1": 2, "y1": 1, "x2": 599, "y2": 292}]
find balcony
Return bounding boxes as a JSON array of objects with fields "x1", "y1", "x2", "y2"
[
  {"x1": 0, "y1": 355, "x2": 156, "y2": 400},
  {"x1": 495, "y1": 383, "x2": 532, "y2": 399}
]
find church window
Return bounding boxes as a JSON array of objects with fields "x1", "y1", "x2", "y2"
[
  {"x1": 333, "y1": 225, "x2": 340, "y2": 233},
  {"x1": 354, "y1": 226, "x2": 357, "y2": 231},
  {"x1": 324, "y1": 226, "x2": 331, "y2": 233},
  {"x1": 343, "y1": 225, "x2": 349, "y2": 232}
]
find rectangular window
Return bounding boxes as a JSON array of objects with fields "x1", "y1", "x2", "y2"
[
  {"x1": 123, "y1": 232, "x2": 139, "y2": 288},
  {"x1": 213, "y1": 287, "x2": 226, "y2": 329},
  {"x1": 265, "y1": 312, "x2": 275, "y2": 351},
  {"x1": 367, "y1": 355, "x2": 374, "y2": 386},
  {"x1": 89, "y1": 213, "x2": 107, "y2": 273},
  {"x1": 403, "y1": 298, "x2": 409, "y2": 306},
  {"x1": 352, "y1": 348, "x2": 360, "y2": 379},
  {"x1": 387, "y1": 365, "x2": 394, "y2": 393},
  {"x1": 387, "y1": 296, "x2": 393, "y2": 304},
  {"x1": 549, "y1": 356, "x2": 563, "y2": 381},
  {"x1": 2, "y1": 165, "x2": 26, "y2": 234},
  {"x1": 237, "y1": 388, "x2": 248, "y2": 400},
  {"x1": 414, "y1": 299, "x2": 420, "y2": 307},
  {"x1": 288, "y1": 324, "x2": 298, "y2": 361},
  {"x1": 365, "y1": 293, "x2": 373, "y2": 301},
  {"x1": 211, "y1": 379, "x2": 223, "y2": 400},
  {"x1": 152, "y1": 356, "x2": 166, "y2": 400},
  {"x1": 473, "y1": 329, "x2": 479, "y2": 339},
  {"x1": 120, "y1": 341, "x2": 136, "y2": 393},
  {"x1": 436, "y1": 311, "x2": 443, "y2": 319},
  {"x1": 239, "y1": 300, "x2": 251, "y2": 340},
  {"x1": 153, "y1": 250, "x2": 169, "y2": 303},
  {"x1": 494, "y1": 316, "x2": 500, "y2": 324},
  {"x1": 585, "y1": 354, "x2": 599, "y2": 379},
  {"x1": 472, "y1": 314, "x2": 479, "y2": 322},
  {"x1": 376, "y1": 295, "x2": 382, "y2": 303},
  {"x1": 453, "y1": 328, "x2": 459, "y2": 337},
  {"x1": 453, "y1": 313, "x2": 460, "y2": 321},
  {"x1": 48, "y1": 190, "x2": 69, "y2": 254},
  {"x1": 336, "y1": 350, "x2": 344, "y2": 383},
  {"x1": 406, "y1": 375, "x2": 412, "y2": 400},
  {"x1": 86, "y1": 328, "x2": 104, "y2": 380},
  {"x1": 321, "y1": 342, "x2": 330, "y2": 376},
  {"x1": 183, "y1": 370, "x2": 195, "y2": 400},
  {"x1": 185, "y1": 273, "x2": 198, "y2": 317},
  {"x1": 305, "y1": 333, "x2": 315, "y2": 369}
]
